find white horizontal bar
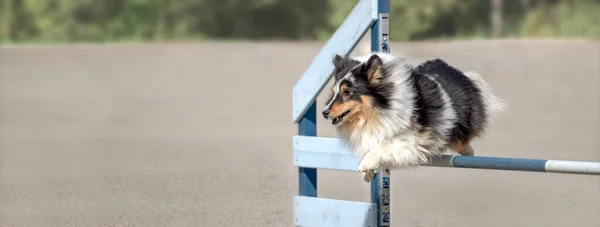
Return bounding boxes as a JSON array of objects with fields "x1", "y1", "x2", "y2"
[
  {"x1": 292, "y1": 0, "x2": 376, "y2": 123},
  {"x1": 294, "y1": 196, "x2": 377, "y2": 227},
  {"x1": 293, "y1": 135, "x2": 359, "y2": 171},
  {"x1": 545, "y1": 160, "x2": 600, "y2": 175}
]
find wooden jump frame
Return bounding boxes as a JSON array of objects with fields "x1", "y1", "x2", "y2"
[{"x1": 291, "y1": 0, "x2": 600, "y2": 226}]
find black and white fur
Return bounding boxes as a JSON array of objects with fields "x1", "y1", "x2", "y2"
[{"x1": 322, "y1": 53, "x2": 506, "y2": 182}]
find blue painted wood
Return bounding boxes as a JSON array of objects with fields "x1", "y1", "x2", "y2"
[
  {"x1": 378, "y1": 0, "x2": 390, "y2": 13},
  {"x1": 292, "y1": 0, "x2": 376, "y2": 123},
  {"x1": 451, "y1": 156, "x2": 547, "y2": 172},
  {"x1": 369, "y1": 174, "x2": 382, "y2": 226},
  {"x1": 294, "y1": 196, "x2": 377, "y2": 227},
  {"x1": 298, "y1": 102, "x2": 317, "y2": 197},
  {"x1": 294, "y1": 136, "x2": 359, "y2": 171}
]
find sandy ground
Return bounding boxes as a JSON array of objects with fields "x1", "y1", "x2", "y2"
[{"x1": 1, "y1": 40, "x2": 599, "y2": 227}]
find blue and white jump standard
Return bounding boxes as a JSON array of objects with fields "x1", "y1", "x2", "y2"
[{"x1": 291, "y1": 0, "x2": 600, "y2": 226}]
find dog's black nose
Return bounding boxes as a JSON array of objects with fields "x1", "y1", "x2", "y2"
[{"x1": 322, "y1": 110, "x2": 330, "y2": 118}]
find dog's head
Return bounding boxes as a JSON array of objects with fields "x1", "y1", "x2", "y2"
[{"x1": 322, "y1": 54, "x2": 392, "y2": 126}]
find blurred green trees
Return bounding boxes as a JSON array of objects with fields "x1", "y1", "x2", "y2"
[{"x1": 1, "y1": 0, "x2": 598, "y2": 43}]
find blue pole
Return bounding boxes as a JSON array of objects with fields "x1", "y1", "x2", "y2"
[
  {"x1": 298, "y1": 102, "x2": 317, "y2": 197},
  {"x1": 371, "y1": 0, "x2": 391, "y2": 226}
]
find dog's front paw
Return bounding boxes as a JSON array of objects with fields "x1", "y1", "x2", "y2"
[
  {"x1": 358, "y1": 155, "x2": 379, "y2": 172},
  {"x1": 361, "y1": 169, "x2": 375, "y2": 182},
  {"x1": 461, "y1": 144, "x2": 475, "y2": 156},
  {"x1": 358, "y1": 152, "x2": 381, "y2": 182}
]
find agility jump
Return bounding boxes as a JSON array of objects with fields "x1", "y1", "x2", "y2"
[{"x1": 292, "y1": 0, "x2": 600, "y2": 226}]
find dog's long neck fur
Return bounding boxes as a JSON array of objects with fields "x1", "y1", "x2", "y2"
[{"x1": 337, "y1": 54, "x2": 417, "y2": 159}]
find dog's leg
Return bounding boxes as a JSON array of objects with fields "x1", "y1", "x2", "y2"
[
  {"x1": 358, "y1": 145, "x2": 387, "y2": 182},
  {"x1": 450, "y1": 137, "x2": 475, "y2": 156},
  {"x1": 358, "y1": 151, "x2": 381, "y2": 182},
  {"x1": 361, "y1": 169, "x2": 376, "y2": 182},
  {"x1": 450, "y1": 141, "x2": 475, "y2": 156},
  {"x1": 460, "y1": 144, "x2": 475, "y2": 156}
]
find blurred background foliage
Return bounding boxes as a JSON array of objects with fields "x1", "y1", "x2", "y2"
[{"x1": 1, "y1": 0, "x2": 599, "y2": 43}]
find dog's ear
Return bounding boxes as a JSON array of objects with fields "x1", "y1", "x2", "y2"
[
  {"x1": 361, "y1": 54, "x2": 384, "y2": 83},
  {"x1": 332, "y1": 54, "x2": 347, "y2": 81},
  {"x1": 333, "y1": 54, "x2": 345, "y2": 70}
]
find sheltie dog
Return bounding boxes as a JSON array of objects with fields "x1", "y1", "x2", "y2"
[{"x1": 321, "y1": 53, "x2": 506, "y2": 182}]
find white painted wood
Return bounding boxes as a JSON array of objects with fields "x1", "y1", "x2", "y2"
[
  {"x1": 294, "y1": 196, "x2": 377, "y2": 227},
  {"x1": 293, "y1": 135, "x2": 360, "y2": 171},
  {"x1": 545, "y1": 160, "x2": 600, "y2": 175}
]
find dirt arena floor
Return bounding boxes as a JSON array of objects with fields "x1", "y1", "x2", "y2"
[{"x1": 1, "y1": 39, "x2": 599, "y2": 226}]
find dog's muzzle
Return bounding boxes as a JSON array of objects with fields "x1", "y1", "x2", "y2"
[{"x1": 331, "y1": 110, "x2": 350, "y2": 125}]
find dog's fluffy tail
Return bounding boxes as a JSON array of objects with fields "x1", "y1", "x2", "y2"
[{"x1": 464, "y1": 70, "x2": 508, "y2": 121}]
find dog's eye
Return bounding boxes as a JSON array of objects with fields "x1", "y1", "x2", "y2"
[{"x1": 343, "y1": 89, "x2": 351, "y2": 95}]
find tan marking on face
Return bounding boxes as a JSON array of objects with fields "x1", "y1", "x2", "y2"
[
  {"x1": 358, "y1": 95, "x2": 376, "y2": 120},
  {"x1": 340, "y1": 84, "x2": 349, "y2": 94},
  {"x1": 360, "y1": 95, "x2": 373, "y2": 106},
  {"x1": 346, "y1": 105, "x2": 363, "y2": 123},
  {"x1": 329, "y1": 100, "x2": 360, "y2": 118},
  {"x1": 334, "y1": 95, "x2": 383, "y2": 126}
]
